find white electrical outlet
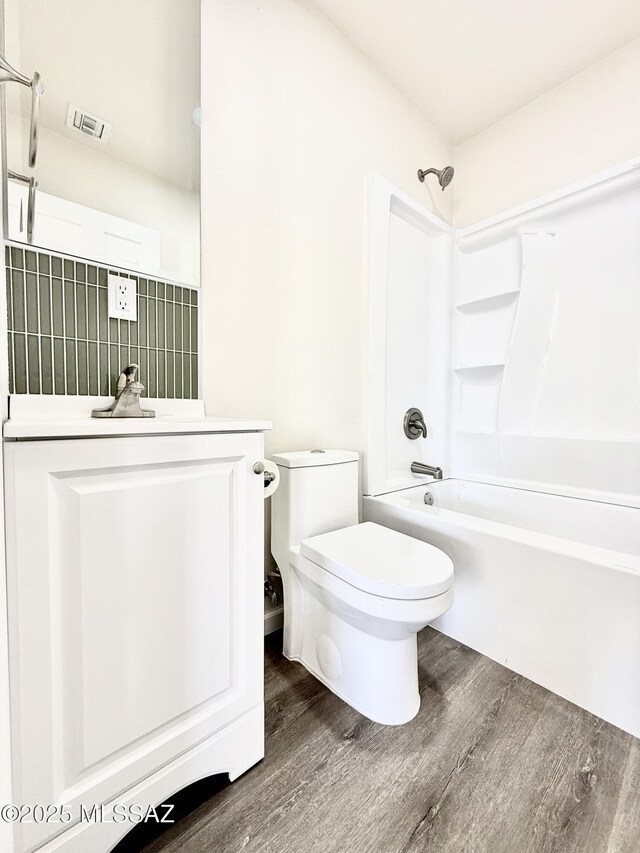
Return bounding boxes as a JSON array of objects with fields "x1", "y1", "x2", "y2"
[{"x1": 108, "y1": 273, "x2": 137, "y2": 321}]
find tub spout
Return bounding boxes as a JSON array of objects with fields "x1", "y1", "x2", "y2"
[{"x1": 411, "y1": 462, "x2": 443, "y2": 479}]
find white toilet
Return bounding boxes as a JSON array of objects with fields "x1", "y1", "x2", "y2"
[{"x1": 270, "y1": 449, "x2": 454, "y2": 725}]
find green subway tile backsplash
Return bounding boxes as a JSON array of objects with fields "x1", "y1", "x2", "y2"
[
  {"x1": 41, "y1": 337, "x2": 53, "y2": 394},
  {"x1": 88, "y1": 342, "x2": 98, "y2": 395},
  {"x1": 53, "y1": 337, "x2": 65, "y2": 393},
  {"x1": 6, "y1": 245, "x2": 199, "y2": 399},
  {"x1": 26, "y1": 274, "x2": 38, "y2": 333},
  {"x1": 12, "y1": 271, "x2": 25, "y2": 331},
  {"x1": 14, "y1": 334, "x2": 26, "y2": 393},
  {"x1": 27, "y1": 335, "x2": 40, "y2": 393},
  {"x1": 7, "y1": 334, "x2": 13, "y2": 393},
  {"x1": 39, "y1": 276, "x2": 51, "y2": 335},
  {"x1": 65, "y1": 339, "x2": 77, "y2": 395}
]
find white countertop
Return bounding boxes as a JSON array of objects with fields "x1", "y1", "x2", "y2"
[{"x1": 3, "y1": 396, "x2": 272, "y2": 439}]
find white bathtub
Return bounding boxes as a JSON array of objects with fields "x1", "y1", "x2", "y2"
[{"x1": 363, "y1": 479, "x2": 640, "y2": 737}]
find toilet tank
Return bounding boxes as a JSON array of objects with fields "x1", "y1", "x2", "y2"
[{"x1": 270, "y1": 450, "x2": 359, "y2": 573}]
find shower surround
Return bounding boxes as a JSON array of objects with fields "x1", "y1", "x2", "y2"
[{"x1": 363, "y1": 161, "x2": 640, "y2": 737}]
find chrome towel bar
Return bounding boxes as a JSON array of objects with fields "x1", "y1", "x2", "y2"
[
  {"x1": 0, "y1": 53, "x2": 43, "y2": 168},
  {"x1": 7, "y1": 170, "x2": 37, "y2": 244}
]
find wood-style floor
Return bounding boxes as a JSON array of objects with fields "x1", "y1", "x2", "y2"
[{"x1": 138, "y1": 629, "x2": 640, "y2": 853}]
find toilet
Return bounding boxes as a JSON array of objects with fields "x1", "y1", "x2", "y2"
[{"x1": 270, "y1": 449, "x2": 454, "y2": 725}]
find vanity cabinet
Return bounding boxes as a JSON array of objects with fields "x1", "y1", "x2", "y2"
[{"x1": 3, "y1": 430, "x2": 265, "y2": 853}]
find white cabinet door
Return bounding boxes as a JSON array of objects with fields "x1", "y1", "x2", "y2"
[{"x1": 4, "y1": 432, "x2": 264, "y2": 852}]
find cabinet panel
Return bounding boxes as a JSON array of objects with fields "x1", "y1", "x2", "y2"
[
  {"x1": 4, "y1": 432, "x2": 264, "y2": 852},
  {"x1": 59, "y1": 465, "x2": 233, "y2": 770}
]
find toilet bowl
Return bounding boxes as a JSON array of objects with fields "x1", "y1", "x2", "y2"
[{"x1": 271, "y1": 450, "x2": 454, "y2": 725}]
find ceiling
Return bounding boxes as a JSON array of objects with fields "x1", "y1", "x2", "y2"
[
  {"x1": 12, "y1": 0, "x2": 200, "y2": 192},
  {"x1": 10, "y1": 0, "x2": 640, "y2": 178},
  {"x1": 310, "y1": 0, "x2": 640, "y2": 144}
]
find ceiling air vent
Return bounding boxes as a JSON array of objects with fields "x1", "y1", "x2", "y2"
[{"x1": 65, "y1": 104, "x2": 112, "y2": 143}]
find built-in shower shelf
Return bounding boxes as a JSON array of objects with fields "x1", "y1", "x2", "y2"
[
  {"x1": 453, "y1": 363, "x2": 505, "y2": 376},
  {"x1": 455, "y1": 289, "x2": 520, "y2": 313}
]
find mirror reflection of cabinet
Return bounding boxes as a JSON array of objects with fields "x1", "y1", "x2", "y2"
[
  {"x1": 7, "y1": 183, "x2": 162, "y2": 274},
  {"x1": 3, "y1": 0, "x2": 200, "y2": 287}
]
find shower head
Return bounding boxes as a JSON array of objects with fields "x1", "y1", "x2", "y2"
[{"x1": 417, "y1": 165, "x2": 454, "y2": 191}]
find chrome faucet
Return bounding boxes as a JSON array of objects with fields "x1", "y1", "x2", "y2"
[
  {"x1": 411, "y1": 461, "x2": 443, "y2": 480},
  {"x1": 91, "y1": 364, "x2": 155, "y2": 419}
]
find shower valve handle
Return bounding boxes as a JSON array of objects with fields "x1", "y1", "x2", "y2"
[{"x1": 404, "y1": 408, "x2": 428, "y2": 440}]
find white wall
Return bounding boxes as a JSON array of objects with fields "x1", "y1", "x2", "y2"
[
  {"x1": 454, "y1": 37, "x2": 640, "y2": 227},
  {"x1": 200, "y1": 0, "x2": 452, "y2": 460}
]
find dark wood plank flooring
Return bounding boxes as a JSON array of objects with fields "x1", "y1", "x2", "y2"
[{"x1": 139, "y1": 629, "x2": 640, "y2": 853}]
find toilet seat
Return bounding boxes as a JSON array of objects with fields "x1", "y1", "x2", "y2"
[{"x1": 300, "y1": 521, "x2": 453, "y2": 601}]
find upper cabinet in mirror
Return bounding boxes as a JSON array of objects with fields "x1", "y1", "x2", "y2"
[{"x1": 4, "y1": 0, "x2": 200, "y2": 286}]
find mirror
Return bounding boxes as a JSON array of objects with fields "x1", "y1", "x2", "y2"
[{"x1": 3, "y1": 0, "x2": 200, "y2": 287}]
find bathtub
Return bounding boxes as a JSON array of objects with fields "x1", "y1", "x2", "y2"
[{"x1": 363, "y1": 479, "x2": 640, "y2": 738}]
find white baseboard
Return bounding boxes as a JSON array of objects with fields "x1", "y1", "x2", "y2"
[{"x1": 264, "y1": 605, "x2": 283, "y2": 635}]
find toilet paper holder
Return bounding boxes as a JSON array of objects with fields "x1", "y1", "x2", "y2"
[{"x1": 253, "y1": 461, "x2": 277, "y2": 489}]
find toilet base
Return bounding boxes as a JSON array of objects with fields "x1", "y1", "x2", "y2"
[
  {"x1": 284, "y1": 575, "x2": 421, "y2": 726},
  {"x1": 285, "y1": 636, "x2": 420, "y2": 726}
]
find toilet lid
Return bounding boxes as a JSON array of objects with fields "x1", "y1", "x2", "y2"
[{"x1": 300, "y1": 522, "x2": 453, "y2": 600}]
